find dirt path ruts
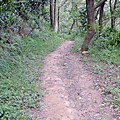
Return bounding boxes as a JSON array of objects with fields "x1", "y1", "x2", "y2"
[{"x1": 30, "y1": 41, "x2": 115, "y2": 120}]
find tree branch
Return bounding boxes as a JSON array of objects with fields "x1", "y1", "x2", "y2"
[
  {"x1": 109, "y1": 0, "x2": 112, "y2": 13},
  {"x1": 58, "y1": 0, "x2": 67, "y2": 8},
  {"x1": 113, "y1": 0, "x2": 117, "y2": 10},
  {"x1": 94, "y1": 0, "x2": 107, "y2": 10}
]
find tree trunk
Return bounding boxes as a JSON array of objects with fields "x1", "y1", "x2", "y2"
[
  {"x1": 68, "y1": 19, "x2": 75, "y2": 35},
  {"x1": 50, "y1": 0, "x2": 58, "y2": 31},
  {"x1": 81, "y1": 0, "x2": 95, "y2": 52},
  {"x1": 68, "y1": 1, "x2": 78, "y2": 35},
  {"x1": 98, "y1": 1, "x2": 105, "y2": 33},
  {"x1": 53, "y1": 0, "x2": 58, "y2": 32},
  {"x1": 57, "y1": 0, "x2": 68, "y2": 32},
  {"x1": 109, "y1": 0, "x2": 117, "y2": 29},
  {"x1": 50, "y1": 0, "x2": 54, "y2": 30},
  {"x1": 58, "y1": 7, "x2": 60, "y2": 32},
  {"x1": 94, "y1": 0, "x2": 107, "y2": 10}
]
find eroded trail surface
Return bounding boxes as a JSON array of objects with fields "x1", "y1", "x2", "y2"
[{"x1": 31, "y1": 41, "x2": 115, "y2": 120}]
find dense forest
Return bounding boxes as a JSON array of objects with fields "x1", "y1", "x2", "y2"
[{"x1": 0, "y1": 0, "x2": 120, "y2": 119}]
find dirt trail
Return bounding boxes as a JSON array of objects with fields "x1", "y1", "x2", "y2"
[{"x1": 30, "y1": 41, "x2": 115, "y2": 120}]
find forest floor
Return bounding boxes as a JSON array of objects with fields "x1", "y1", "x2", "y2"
[{"x1": 28, "y1": 41, "x2": 118, "y2": 120}]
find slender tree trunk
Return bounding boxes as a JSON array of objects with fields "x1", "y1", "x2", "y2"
[
  {"x1": 94, "y1": 0, "x2": 107, "y2": 9},
  {"x1": 109, "y1": 0, "x2": 117, "y2": 29},
  {"x1": 94, "y1": 8, "x2": 100, "y2": 20},
  {"x1": 68, "y1": 1, "x2": 78, "y2": 35},
  {"x1": 98, "y1": 1, "x2": 105, "y2": 33},
  {"x1": 54, "y1": 0, "x2": 56, "y2": 19},
  {"x1": 41, "y1": 0, "x2": 45, "y2": 15},
  {"x1": 68, "y1": 19, "x2": 75, "y2": 34},
  {"x1": 109, "y1": 0, "x2": 114, "y2": 29},
  {"x1": 53, "y1": 0, "x2": 57, "y2": 31},
  {"x1": 57, "y1": 0, "x2": 68, "y2": 32},
  {"x1": 50, "y1": 0, "x2": 58, "y2": 31},
  {"x1": 50, "y1": 0, "x2": 54, "y2": 30},
  {"x1": 58, "y1": 7, "x2": 60, "y2": 32},
  {"x1": 81, "y1": 0, "x2": 95, "y2": 52}
]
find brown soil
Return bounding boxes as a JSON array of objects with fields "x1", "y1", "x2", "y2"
[{"x1": 29, "y1": 41, "x2": 116, "y2": 120}]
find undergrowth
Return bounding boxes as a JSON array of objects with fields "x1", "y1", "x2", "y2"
[
  {"x1": 89, "y1": 27, "x2": 120, "y2": 65},
  {"x1": 89, "y1": 28, "x2": 120, "y2": 117},
  {"x1": 71, "y1": 30, "x2": 85, "y2": 53},
  {"x1": 0, "y1": 29, "x2": 64, "y2": 120},
  {"x1": 73, "y1": 27, "x2": 120, "y2": 65},
  {"x1": 73, "y1": 27, "x2": 120, "y2": 113}
]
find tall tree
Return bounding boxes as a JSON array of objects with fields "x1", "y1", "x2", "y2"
[
  {"x1": 109, "y1": 0, "x2": 118, "y2": 29},
  {"x1": 81, "y1": 0, "x2": 107, "y2": 52},
  {"x1": 54, "y1": 0, "x2": 57, "y2": 31},
  {"x1": 81, "y1": 0, "x2": 95, "y2": 52},
  {"x1": 98, "y1": 1, "x2": 106, "y2": 33},
  {"x1": 50, "y1": 0, "x2": 57, "y2": 31},
  {"x1": 50, "y1": 0, "x2": 54, "y2": 30}
]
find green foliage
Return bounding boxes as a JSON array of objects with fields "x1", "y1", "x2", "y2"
[
  {"x1": 69, "y1": 9, "x2": 79, "y2": 21},
  {"x1": 0, "y1": 3, "x2": 60, "y2": 119},
  {"x1": 0, "y1": 30, "x2": 64, "y2": 119},
  {"x1": 71, "y1": 24, "x2": 86, "y2": 52},
  {"x1": 78, "y1": 6, "x2": 86, "y2": 26},
  {"x1": 99, "y1": 27, "x2": 120, "y2": 47},
  {"x1": 89, "y1": 27, "x2": 120, "y2": 65},
  {"x1": 94, "y1": 65, "x2": 103, "y2": 75},
  {"x1": 60, "y1": 12, "x2": 72, "y2": 33},
  {"x1": 72, "y1": 32, "x2": 85, "y2": 53},
  {"x1": 0, "y1": 0, "x2": 49, "y2": 36},
  {"x1": 0, "y1": 0, "x2": 11, "y2": 6},
  {"x1": 60, "y1": 4, "x2": 86, "y2": 35},
  {"x1": 107, "y1": 87, "x2": 120, "y2": 106}
]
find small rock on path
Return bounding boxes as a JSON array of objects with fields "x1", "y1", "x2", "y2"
[{"x1": 29, "y1": 41, "x2": 115, "y2": 120}]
